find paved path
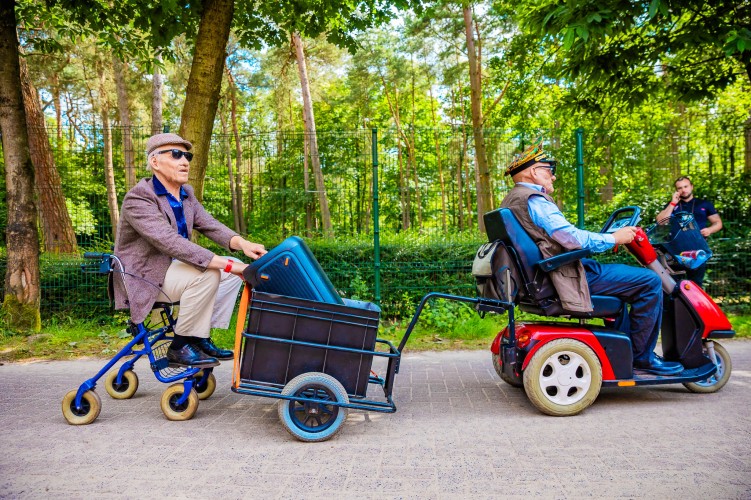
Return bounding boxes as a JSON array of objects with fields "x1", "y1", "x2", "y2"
[{"x1": 1, "y1": 340, "x2": 750, "y2": 499}]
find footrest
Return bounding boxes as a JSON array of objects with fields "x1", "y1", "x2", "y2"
[{"x1": 151, "y1": 358, "x2": 170, "y2": 372}]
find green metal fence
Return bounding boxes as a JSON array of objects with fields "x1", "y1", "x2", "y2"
[{"x1": 0, "y1": 121, "x2": 749, "y2": 319}]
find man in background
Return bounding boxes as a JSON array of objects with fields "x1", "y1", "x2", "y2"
[{"x1": 656, "y1": 176, "x2": 722, "y2": 287}]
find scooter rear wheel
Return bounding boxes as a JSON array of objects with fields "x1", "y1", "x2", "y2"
[
  {"x1": 684, "y1": 342, "x2": 732, "y2": 393},
  {"x1": 523, "y1": 338, "x2": 602, "y2": 416}
]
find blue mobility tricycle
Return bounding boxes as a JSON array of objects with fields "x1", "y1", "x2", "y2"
[{"x1": 61, "y1": 253, "x2": 217, "y2": 424}]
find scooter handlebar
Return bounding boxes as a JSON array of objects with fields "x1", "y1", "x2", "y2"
[
  {"x1": 625, "y1": 227, "x2": 658, "y2": 265},
  {"x1": 600, "y1": 206, "x2": 642, "y2": 234}
]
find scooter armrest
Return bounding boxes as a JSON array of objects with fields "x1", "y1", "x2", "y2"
[{"x1": 537, "y1": 249, "x2": 591, "y2": 272}]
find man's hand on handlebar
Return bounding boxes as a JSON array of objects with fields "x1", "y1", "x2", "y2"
[{"x1": 613, "y1": 226, "x2": 638, "y2": 245}]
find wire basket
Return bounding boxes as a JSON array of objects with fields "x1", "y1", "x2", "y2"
[{"x1": 646, "y1": 212, "x2": 712, "y2": 268}]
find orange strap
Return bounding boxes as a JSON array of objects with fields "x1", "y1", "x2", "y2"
[{"x1": 232, "y1": 285, "x2": 250, "y2": 389}]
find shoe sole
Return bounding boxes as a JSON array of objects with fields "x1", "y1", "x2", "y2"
[{"x1": 168, "y1": 360, "x2": 221, "y2": 368}]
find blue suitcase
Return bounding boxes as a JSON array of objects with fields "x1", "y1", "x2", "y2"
[{"x1": 242, "y1": 236, "x2": 343, "y2": 304}]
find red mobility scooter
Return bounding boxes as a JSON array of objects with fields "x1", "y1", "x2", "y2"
[{"x1": 485, "y1": 206, "x2": 735, "y2": 416}]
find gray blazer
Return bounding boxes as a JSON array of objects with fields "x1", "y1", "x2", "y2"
[{"x1": 113, "y1": 178, "x2": 238, "y2": 323}]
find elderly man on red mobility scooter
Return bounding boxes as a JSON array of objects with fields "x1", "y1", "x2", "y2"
[{"x1": 499, "y1": 141, "x2": 683, "y2": 376}]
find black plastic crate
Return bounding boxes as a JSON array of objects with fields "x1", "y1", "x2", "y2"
[{"x1": 239, "y1": 291, "x2": 381, "y2": 397}]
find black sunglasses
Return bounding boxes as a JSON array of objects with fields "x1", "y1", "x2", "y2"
[
  {"x1": 535, "y1": 163, "x2": 557, "y2": 176},
  {"x1": 156, "y1": 149, "x2": 194, "y2": 161}
]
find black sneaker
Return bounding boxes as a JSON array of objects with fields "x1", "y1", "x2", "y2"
[
  {"x1": 167, "y1": 343, "x2": 220, "y2": 367},
  {"x1": 194, "y1": 337, "x2": 234, "y2": 360}
]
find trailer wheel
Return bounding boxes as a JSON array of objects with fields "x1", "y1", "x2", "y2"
[
  {"x1": 492, "y1": 352, "x2": 522, "y2": 388},
  {"x1": 684, "y1": 342, "x2": 732, "y2": 393},
  {"x1": 104, "y1": 369, "x2": 139, "y2": 400},
  {"x1": 62, "y1": 389, "x2": 102, "y2": 425},
  {"x1": 523, "y1": 339, "x2": 602, "y2": 416},
  {"x1": 278, "y1": 372, "x2": 348, "y2": 442}
]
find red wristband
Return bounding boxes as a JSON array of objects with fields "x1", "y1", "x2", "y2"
[
  {"x1": 224, "y1": 259, "x2": 234, "y2": 273},
  {"x1": 669, "y1": 202, "x2": 677, "y2": 207}
]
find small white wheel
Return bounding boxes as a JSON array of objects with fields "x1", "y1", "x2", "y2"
[
  {"x1": 62, "y1": 389, "x2": 102, "y2": 425},
  {"x1": 160, "y1": 383, "x2": 199, "y2": 421},
  {"x1": 194, "y1": 372, "x2": 217, "y2": 400},
  {"x1": 278, "y1": 372, "x2": 349, "y2": 442},
  {"x1": 523, "y1": 339, "x2": 602, "y2": 416},
  {"x1": 105, "y1": 369, "x2": 139, "y2": 400},
  {"x1": 684, "y1": 342, "x2": 732, "y2": 393},
  {"x1": 492, "y1": 352, "x2": 523, "y2": 388}
]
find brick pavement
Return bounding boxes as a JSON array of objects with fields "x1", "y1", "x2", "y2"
[{"x1": 1, "y1": 340, "x2": 750, "y2": 499}]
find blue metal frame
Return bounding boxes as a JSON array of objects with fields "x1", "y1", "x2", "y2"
[
  {"x1": 72, "y1": 254, "x2": 207, "y2": 412},
  {"x1": 72, "y1": 307, "x2": 204, "y2": 410}
]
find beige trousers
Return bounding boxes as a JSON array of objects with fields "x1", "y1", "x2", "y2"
[{"x1": 157, "y1": 259, "x2": 244, "y2": 338}]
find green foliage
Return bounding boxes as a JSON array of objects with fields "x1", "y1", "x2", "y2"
[{"x1": 522, "y1": 0, "x2": 751, "y2": 111}]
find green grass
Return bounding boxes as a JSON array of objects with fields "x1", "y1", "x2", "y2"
[{"x1": 1, "y1": 308, "x2": 749, "y2": 363}]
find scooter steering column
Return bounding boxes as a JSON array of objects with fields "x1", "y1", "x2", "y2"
[{"x1": 625, "y1": 227, "x2": 677, "y2": 294}]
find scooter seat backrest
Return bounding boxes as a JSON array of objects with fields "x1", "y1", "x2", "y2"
[{"x1": 483, "y1": 208, "x2": 557, "y2": 303}]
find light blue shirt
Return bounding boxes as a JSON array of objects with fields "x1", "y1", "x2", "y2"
[{"x1": 519, "y1": 182, "x2": 615, "y2": 253}]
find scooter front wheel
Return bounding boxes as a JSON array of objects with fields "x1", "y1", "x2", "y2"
[{"x1": 684, "y1": 342, "x2": 732, "y2": 393}]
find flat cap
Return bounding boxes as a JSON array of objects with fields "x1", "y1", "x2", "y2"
[{"x1": 146, "y1": 133, "x2": 192, "y2": 155}]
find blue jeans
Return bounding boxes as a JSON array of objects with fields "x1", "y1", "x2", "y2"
[{"x1": 582, "y1": 258, "x2": 663, "y2": 363}]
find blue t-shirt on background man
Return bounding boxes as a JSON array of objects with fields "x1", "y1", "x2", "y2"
[{"x1": 664, "y1": 198, "x2": 718, "y2": 230}]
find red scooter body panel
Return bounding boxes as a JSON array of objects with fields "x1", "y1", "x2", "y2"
[
  {"x1": 678, "y1": 280, "x2": 733, "y2": 336},
  {"x1": 511, "y1": 323, "x2": 617, "y2": 381},
  {"x1": 490, "y1": 329, "x2": 504, "y2": 355}
]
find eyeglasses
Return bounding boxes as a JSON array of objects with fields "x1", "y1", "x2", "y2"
[
  {"x1": 535, "y1": 164, "x2": 556, "y2": 176},
  {"x1": 156, "y1": 149, "x2": 194, "y2": 162}
]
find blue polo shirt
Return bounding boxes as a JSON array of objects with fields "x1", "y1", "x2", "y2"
[
  {"x1": 152, "y1": 176, "x2": 189, "y2": 239},
  {"x1": 664, "y1": 197, "x2": 718, "y2": 230}
]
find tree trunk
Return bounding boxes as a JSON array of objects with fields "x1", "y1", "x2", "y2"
[
  {"x1": 112, "y1": 55, "x2": 136, "y2": 190},
  {"x1": 50, "y1": 72, "x2": 62, "y2": 142},
  {"x1": 226, "y1": 68, "x2": 246, "y2": 234},
  {"x1": 302, "y1": 111, "x2": 313, "y2": 236},
  {"x1": 98, "y1": 64, "x2": 119, "y2": 240},
  {"x1": 463, "y1": 4, "x2": 490, "y2": 232},
  {"x1": 0, "y1": 2, "x2": 41, "y2": 331},
  {"x1": 180, "y1": 0, "x2": 234, "y2": 202},
  {"x1": 744, "y1": 116, "x2": 751, "y2": 175},
  {"x1": 19, "y1": 57, "x2": 78, "y2": 254},
  {"x1": 219, "y1": 101, "x2": 240, "y2": 232},
  {"x1": 397, "y1": 138, "x2": 409, "y2": 230},
  {"x1": 292, "y1": 32, "x2": 332, "y2": 235},
  {"x1": 380, "y1": 74, "x2": 413, "y2": 230},
  {"x1": 151, "y1": 56, "x2": 163, "y2": 135},
  {"x1": 596, "y1": 134, "x2": 613, "y2": 204},
  {"x1": 427, "y1": 76, "x2": 448, "y2": 231}
]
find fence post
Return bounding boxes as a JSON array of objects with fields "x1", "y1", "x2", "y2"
[
  {"x1": 575, "y1": 127, "x2": 585, "y2": 229},
  {"x1": 371, "y1": 128, "x2": 381, "y2": 305}
]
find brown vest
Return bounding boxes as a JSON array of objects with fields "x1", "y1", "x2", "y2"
[{"x1": 500, "y1": 185, "x2": 593, "y2": 312}]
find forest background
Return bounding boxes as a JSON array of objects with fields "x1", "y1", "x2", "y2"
[{"x1": 0, "y1": 0, "x2": 750, "y2": 350}]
